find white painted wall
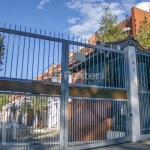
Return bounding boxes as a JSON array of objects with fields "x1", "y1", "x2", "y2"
[{"x1": 48, "y1": 98, "x2": 60, "y2": 130}]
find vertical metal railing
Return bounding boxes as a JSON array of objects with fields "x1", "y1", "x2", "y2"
[
  {"x1": 0, "y1": 25, "x2": 62, "y2": 84},
  {"x1": 0, "y1": 93, "x2": 61, "y2": 149},
  {"x1": 136, "y1": 48, "x2": 150, "y2": 134},
  {"x1": 66, "y1": 42, "x2": 128, "y2": 149},
  {"x1": 68, "y1": 42, "x2": 126, "y2": 89},
  {"x1": 67, "y1": 98, "x2": 129, "y2": 147},
  {"x1": 0, "y1": 25, "x2": 65, "y2": 150},
  {"x1": 0, "y1": 25, "x2": 130, "y2": 150}
]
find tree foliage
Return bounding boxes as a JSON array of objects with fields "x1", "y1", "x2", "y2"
[
  {"x1": 99, "y1": 6, "x2": 127, "y2": 43},
  {"x1": 136, "y1": 15, "x2": 150, "y2": 48},
  {"x1": 21, "y1": 96, "x2": 47, "y2": 127},
  {"x1": 0, "y1": 34, "x2": 4, "y2": 54},
  {"x1": 0, "y1": 34, "x2": 3, "y2": 44},
  {"x1": 0, "y1": 94, "x2": 9, "y2": 112},
  {"x1": 21, "y1": 96, "x2": 47, "y2": 113},
  {"x1": 0, "y1": 34, "x2": 5, "y2": 68}
]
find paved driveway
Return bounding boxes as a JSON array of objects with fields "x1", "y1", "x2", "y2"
[{"x1": 93, "y1": 140, "x2": 150, "y2": 150}]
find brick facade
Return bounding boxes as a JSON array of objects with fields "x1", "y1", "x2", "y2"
[
  {"x1": 88, "y1": 6, "x2": 150, "y2": 45},
  {"x1": 131, "y1": 7, "x2": 150, "y2": 36}
]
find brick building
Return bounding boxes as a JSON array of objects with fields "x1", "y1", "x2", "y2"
[
  {"x1": 33, "y1": 2, "x2": 150, "y2": 141},
  {"x1": 121, "y1": 2, "x2": 150, "y2": 36},
  {"x1": 89, "y1": 2, "x2": 150, "y2": 45}
]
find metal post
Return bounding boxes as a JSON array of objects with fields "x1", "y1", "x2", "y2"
[
  {"x1": 2, "y1": 122, "x2": 6, "y2": 145},
  {"x1": 124, "y1": 46, "x2": 141, "y2": 142},
  {"x1": 57, "y1": 98, "x2": 60, "y2": 130},
  {"x1": 60, "y1": 40, "x2": 69, "y2": 150}
]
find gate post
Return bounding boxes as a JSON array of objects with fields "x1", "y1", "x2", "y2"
[
  {"x1": 124, "y1": 46, "x2": 141, "y2": 142},
  {"x1": 60, "y1": 40, "x2": 69, "y2": 150}
]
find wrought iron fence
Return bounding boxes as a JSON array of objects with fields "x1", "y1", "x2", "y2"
[{"x1": 136, "y1": 48, "x2": 150, "y2": 134}]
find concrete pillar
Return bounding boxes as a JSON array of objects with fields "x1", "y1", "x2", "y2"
[{"x1": 124, "y1": 46, "x2": 141, "y2": 142}]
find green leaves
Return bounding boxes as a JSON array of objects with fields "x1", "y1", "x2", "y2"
[
  {"x1": 0, "y1": 94, "x2": 9, "y2": 112},
  {"x1": 0, "y1": 34, "x2": 3, "y2": 43},
  {"x1": 136, "y1": 15, "x2": 150, "y2": 48},
  {"x1": 99, "y1": 6, "x2": 127, "y2": 43},
  {"x1": 0, "y1": 34, "x2": 5, "y2": 68},
  {"x1": 30, "y1": 96, "x2": 47, "y2": 113}
]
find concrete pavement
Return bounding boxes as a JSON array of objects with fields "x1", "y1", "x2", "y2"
[{"x1": 93, "y1": 140, "x2": 150, "y2": 150}]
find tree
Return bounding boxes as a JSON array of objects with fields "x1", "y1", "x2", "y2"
[
  {"x1": 0, "y1": 94, "x2": 9, "y2": 112},
  {"x1": 10, "y1": 103, "x2": 19, "y2": 122},
  {"x1": 0, "y1": 34, "x2": 5, "y2": 70},
  {"x1": 21, "y1": 96, "x2": 47, "y2": 127},
  {"x1": 33, "y1": 96, "x2": 47, "y2": 128},
  {"x1": 136, "y1": 15, "x2": 150, "y2": 48},
  {"x1": 99, "y1": 6, "x2": 127, "y2": 43}
]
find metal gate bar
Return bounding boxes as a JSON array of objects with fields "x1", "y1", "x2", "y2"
[
  {"x1": 0, "y1": 26, "x2": 130, "y2": 150},
  {"x1": 136, "y1": 48, "x2": 150, "y2": 135}
]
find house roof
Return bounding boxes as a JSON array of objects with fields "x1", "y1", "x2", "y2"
[
  {"x1": 119, "y1": 16, "x2": 132, "y2": 26},
  {"x1": 105, "y1": 35, "x2": 147, "y2": 50}
]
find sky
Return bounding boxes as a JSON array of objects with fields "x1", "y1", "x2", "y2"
[
  {"x1": 0, "y1": 0, "x2": 150, "y2": 80},
  {"x1": 0, "y1": 0, "x2": 149, "y2": 41}
]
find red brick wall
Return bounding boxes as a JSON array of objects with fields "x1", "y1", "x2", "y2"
[
  {"x1": 131, "y1": 7, "x2": 150, "y2": 36},
  {"x1": 120, "y1": 17, "x2": 133, "y2": 35},
  {"x1": 88, "y1": 33, "x2": 99, "y2": 45},
  {"x1": 68, "y1": 100, "x2": 111, "y2": 141}
]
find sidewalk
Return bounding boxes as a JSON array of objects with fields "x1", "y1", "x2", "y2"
[{"x1": 94, "y1": 140, "x2": 150, "y2": 150}]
